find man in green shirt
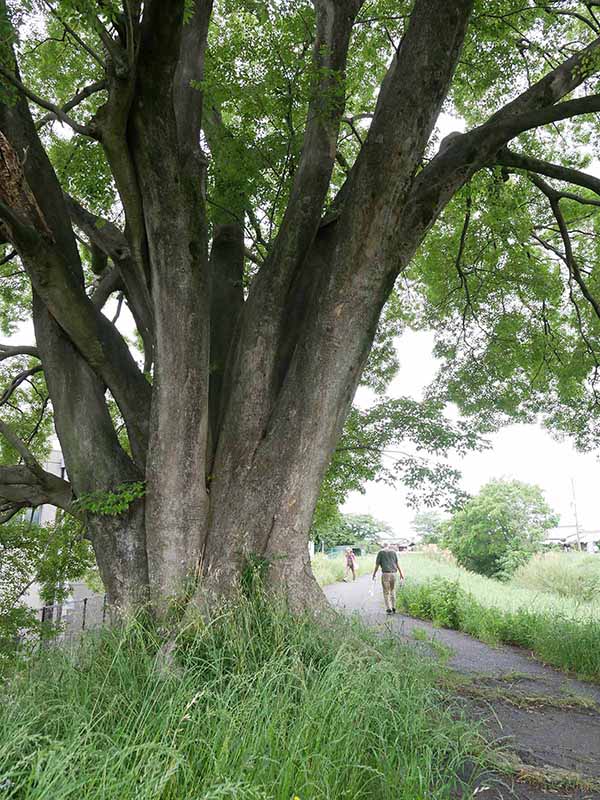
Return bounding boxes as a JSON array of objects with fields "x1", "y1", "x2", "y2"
[{"x1": 372, "y1": 543, "x2": 405, "y2": 614}]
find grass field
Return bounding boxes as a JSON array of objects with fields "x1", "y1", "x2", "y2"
[
  {"x1": 0, "y1": 595, "x2": 486, "y2": 799},
  {"x1": 397, "y1": 552, "x2": 600, "y2": 680},
  {"x1": 312, "y1": 552, "x2": 375, "y2": 586}
]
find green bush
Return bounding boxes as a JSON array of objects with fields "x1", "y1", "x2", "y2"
[
  {"x1": 403, "y1": 579, "x2": 464, "y2": 629},
  {"x1": 0, "y1": 596, "x2": 486, "y2": 799},
  {"x1": 442, "y1": 479, "x2": 558, "y2": 578},
  {"x1": 402, "y1": 552, "x2": 600, "y2": 622}
]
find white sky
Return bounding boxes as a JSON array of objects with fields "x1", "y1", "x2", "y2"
[{"x1": 343, "y1": 329, "x2": 600, "y2": 535}]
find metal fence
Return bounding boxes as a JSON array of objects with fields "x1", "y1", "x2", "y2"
[{"x1": 37, "y1": 593, "x2": 108, "y2": 645}]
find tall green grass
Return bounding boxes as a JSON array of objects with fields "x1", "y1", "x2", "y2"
[
  {"x1": 512, "y1": 551, "x2": 600, "y2": 602},
  {"x1": 311, "y1": 553, "x2": 375, "y2": 586},
  {"x1": 0, "y1": 595, "x2": 485, "y2": 799},
  {"x1": 398, "y1": 553, "x2": 600, "y2": 680},
  {"x1": 401, "y1": 553, "x2": 600, "y2": 621}
]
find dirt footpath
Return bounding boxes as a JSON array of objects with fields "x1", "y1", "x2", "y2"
[{"x1": 325, "y1": 575, "x2": 600, "y2": 800}]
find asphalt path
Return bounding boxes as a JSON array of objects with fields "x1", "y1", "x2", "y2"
[{"x1": 325, "y1": 574, "x2": 600, "y2": 800}]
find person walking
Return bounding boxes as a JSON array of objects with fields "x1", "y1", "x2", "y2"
[
  {"x1": 372, "y1": 542, "x2": 404, "y2": 614},
  {"x1": 344, "y1": 547, "x2": 358, "y2": 581}
]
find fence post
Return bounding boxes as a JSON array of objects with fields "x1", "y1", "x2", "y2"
[
  {"x1": 102, "y1": 593, "x2": 107, "y2": 624},
  {"x1": 39, "y1": 605, "x2": 47, "y2": 652},
  {"x1": 82, "y1": 597, "x2": 88, "y2": 631}
]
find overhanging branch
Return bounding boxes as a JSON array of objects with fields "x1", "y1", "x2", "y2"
[
  {"x1": 401, "y1": 36, "x2": 600, "y2": 277},
  {"x1": 0, "y1": 418, "x2": 49, "y2": 484},
  {"x1": 0, "y1": 65, "x2": 99, "y2": 138},
  {"x1": 40, "y1": 0, "x2": 105, "y2": 68},
  {"x1": 0, "y1": 343, "x2": 39, "y2": 362},
  {"x1": 0, "y1": 463, "x2": 73, "y2": 515},
  {"x1": 0, "y1": 365, "x2": 43, "y2": 406},
  {"x1": 497, "y1": 149, "x2": 600, "y2": 197},
  {"x1": 531, "y1": 174, "x2": 600, "y2": 322},
  {"x1": 35, "y1": 79, "x2": 107, "y2": 131}
]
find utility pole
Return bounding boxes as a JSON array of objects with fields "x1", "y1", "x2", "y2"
[{"x1": 571, "y1": 477, "x2": 582, "y2": 551}]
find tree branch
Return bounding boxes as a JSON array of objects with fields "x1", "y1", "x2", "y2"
[
  {"x1": 174, "y1": 0, "x2": 213, "y2": 158},
  {"x1": 218, "y1": 0, "x2": 366, "y2": 457},
  {"x1": 0, "y1": 418, "x2": 48, "y2": 482},
  {"x1": 0, "y1": 463, "x2": 73, "y2": 514},
  {"x1": 398, "y1": 36, "x2": 600, "y2": 284},
  {"x1": 0, "y1": 344, "x2": 39, "y2": 362},
  {"x1": 0, "y1": 80, "x2": 150, "y2": 466},
  {"x1": 41, "y1": 0, "x2": 105, "y2": 67},
  {"x1": 497, "y1": 148, "x2": 600, "y2": 197},
  {"x1": 0, "y1": 248, "x2": 16, "y2": 266},
  {"x1": 65, "y1": 194, "x2": 154, "y2": 362},
  {"x1": 264, "y1": 0, "x2": 365, "y2": 281},
  {"x1": 531, "y1": 173, "x2": 600, "y2": 322},
  {"x1": 90, "y1": 265, "x2": 123, "y2": 308},
  {"x1": 35, "y1": 79, "x2": 107, "y2": 131},
  {"x1": 0, "y1": 365, "x2": 43, "y2": 406},
  {"x1": 0, "y1": 65, "x2": 98, "y2": 138},
  {"x1": 499, "y1": 93, "x2": 600, "y2": 139},
  {"x1": 489, "y1": 35, "x2": 600, "y2": 122}
]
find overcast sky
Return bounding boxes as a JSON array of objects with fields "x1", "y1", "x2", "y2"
[{"x1": 343, "y1": 329, "x2": 600, "y2": 536}]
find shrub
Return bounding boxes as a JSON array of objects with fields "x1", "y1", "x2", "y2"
[
  {"x1": 403, "y1": 578, "x2": 466, "y2": 629},
  {"x1": 442, "y1": 479, "x2": 558, "y2": 578}
]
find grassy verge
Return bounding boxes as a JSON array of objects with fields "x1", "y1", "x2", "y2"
[
  {"x1": 311, "y1": 553, "x2": 375, "y2": 586},
  {"x1": 400, "y1": 552, "x2": 600, "y2": 621},
  {"x1": 397, "y1": 570, "x2": 600, "y2": 680},
  {"x1": 512, "y1": 551, "x2": 600, "y2": 601},
  {"x1": 0, "y1": 595, "x2": 486, "y2": 800}
]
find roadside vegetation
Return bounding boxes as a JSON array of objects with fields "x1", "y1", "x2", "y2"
[
  {"x1": 0, "y1": 595, "x2": 486, "y2": 800},
  {"x1": 398, "y1": 552, "x2": 600, "y2": 680},
  {"x1": 312, "y1": 553, "x2": 375, "y2": 586}
]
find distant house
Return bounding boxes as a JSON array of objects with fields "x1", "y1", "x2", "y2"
[
  {"x1": 375, "y1": 537, "x2": 415, "y2": 551},
  {"x1": 544, "y1": 525, "x2": 600, "y2": 552}
]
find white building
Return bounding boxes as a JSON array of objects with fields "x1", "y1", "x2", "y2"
[{"x1": 544, "y1": 524, "x2": 600, "y2": 552}]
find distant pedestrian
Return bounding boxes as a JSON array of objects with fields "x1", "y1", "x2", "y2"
[
  {"x1": 344, "y1": 547, "x2": 358, "y2": 581},
  {"x1": 372, "y1": 542, "x2": 404, "y2": 614}
]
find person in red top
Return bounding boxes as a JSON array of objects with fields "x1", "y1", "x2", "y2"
[{"x1": 344, "y1": 547, "x2": 358, "y2": 581}]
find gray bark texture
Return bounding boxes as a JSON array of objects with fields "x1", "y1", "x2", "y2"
[{"x1": 0, "y1": 0, "x2": 598, "y2": 615}]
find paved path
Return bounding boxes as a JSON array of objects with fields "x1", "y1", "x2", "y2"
[{"x1": 325, "y1": 575, "x2": 600, "y2": 800}]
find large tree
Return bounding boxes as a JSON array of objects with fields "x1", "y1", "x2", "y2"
[
  {"x1": 1, "y1": 0, "x2": 600, "y2": 614},
  {"x1": 442, "y1": 479, "x2": 558, "y2": 578}
]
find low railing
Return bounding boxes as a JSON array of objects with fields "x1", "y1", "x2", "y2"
[{"x1": 37, "y1": 593, "x2": 108, "y2": 643}]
